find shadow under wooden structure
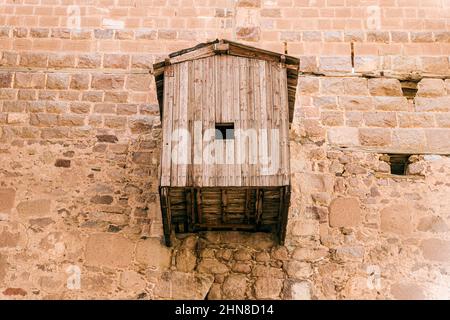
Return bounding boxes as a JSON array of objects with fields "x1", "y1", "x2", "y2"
[{"x1": 153, "y1": 39, "x2": 300, "y2": 246}]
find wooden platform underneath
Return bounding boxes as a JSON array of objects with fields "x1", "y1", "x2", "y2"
[{"x1": 159, "y1": 186, "x2": 291, "y2": 246}]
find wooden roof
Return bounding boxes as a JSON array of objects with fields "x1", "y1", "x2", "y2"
[{"x1": 153, "y1": 39, "x2": 300, "y2": 123}]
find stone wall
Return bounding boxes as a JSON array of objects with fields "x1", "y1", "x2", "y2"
[{"x1": 1, "y1": 0, "x2": 450, "y2": 299}]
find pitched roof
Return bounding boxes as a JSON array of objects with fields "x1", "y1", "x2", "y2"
[{"x1": 153, "y1": 39, "x2": 300, "y2": 123}]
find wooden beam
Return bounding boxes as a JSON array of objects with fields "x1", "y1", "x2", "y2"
[
  {"x1": 159, "y1": 187, "x2": 172, "y2": 246},
  {"x1": 194, "y1": 223, "x2": 256, "y2": 230},
  {"x1": 185, "y1": 188, "x2": 193, "y2": 232},
  {"x1": 220, "y1": 189, "x2": 228, "y2": 223},
  {"x1": 278, "y1": 186, "x2": 291, "y2": 245},
  {"x1": 244, "y1": 189, "x2": 250, "y2": 224},
  {"x1": 255, "y1": 189, "x2": 263, "y2": 225},
  {"x1": 196, "y1": 189, "x2": 203, "y2": 225}
]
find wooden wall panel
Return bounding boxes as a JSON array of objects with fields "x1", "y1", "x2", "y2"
[{"x1": 161, "y1": 55, "x2": 290, "y2": 188}]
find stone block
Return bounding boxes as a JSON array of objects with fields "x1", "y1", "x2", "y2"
[
  {"x1": 103, "y1": 54, "x2": 129, "y2": 69},
  {"x1": 380, "y1": 204, "x2": 414, "y2": 235},
  {"x1": 153, "y1": 271, "x2": 213, "y2": 300},
  {"x1": 319, "y1": 57, "x2": 352, "y2": 73},
  {"x1": 0, "y1": 188, "x2": 15, "y2": 213},
  {"x1": 254, "y1": 277, "x2": 283, "y2": 299},
  {"x1": 415, "y1": 97, "x2": 450, "y2": 112},
  {"x1": 373, "y1": 96, "x2": 409, "y2": 111},
  {"x1": 85, "y1": 233, "x2": 134, "y2": 268},
  {"x1": 421, "y1": 239, "x2": 450, "y2": 262},
  {"x1": 417, "y1": 79, "x2": 446, "y2": 97},
  {"x1": 392, "y1": 129, "x2": 427, "y2": 151},
  {"x1": 368, "y1": 78, "x2": 403, "y2": 96},
  {"x1": 197, "y1": 259, "x2": 228, "y2": 274},
  {"x1": 16, "y1": 199, "x2": 51, "y2": 217},
  {"x1": 327, "y1": 127, "x2": 360, "y2": 146},
  {"x1": 135, "y1": 238, "x2": 172, "y2": 269},
  {"x1": 425, "y1": 129, "x2": 450, "y2": 152},
  {"x1": 222, "y1": 275, "x2": 247, "y2": 299},
  {"x1": 359, "y1": 128, "x2": 392, "y2": 146},
  {"x1": 329, "y1": 197, "x2": 361, "y2": 228},
  {"x1": 363, "y1": 112, "x2": 397, "y2": 127},
  {"x1": 46, "y1": 73, "x2": 70, "y2": 89},
  {"x1": 339, "y1": 96, "x2": 373, "y2": 111},
  {"x1": 391, "y1": 283, "x2": 426, "y2": 300}
]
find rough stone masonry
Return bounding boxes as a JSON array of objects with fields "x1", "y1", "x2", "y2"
[{"x1": 0, "y1": 0, "x2": 450, "y2": 299}]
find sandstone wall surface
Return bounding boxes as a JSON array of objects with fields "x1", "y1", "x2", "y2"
[{"x1": 0, "y1": 0, "x2": 450, "y2": 299}]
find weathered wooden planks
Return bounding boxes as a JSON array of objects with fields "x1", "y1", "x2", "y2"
[{"x1": 160, "y1": 55, "x2": 291, "y2": 188}]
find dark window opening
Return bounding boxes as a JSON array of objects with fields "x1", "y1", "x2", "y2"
[
  {"x1": 400, "y1": 80, "x2": 419, "y2": 100},
  {"x1": 215, "y1": 123, "x2": 234, "y2": 140},
  {"x1": 388, "y1": 154, "x2": 410, "y2": 175}
]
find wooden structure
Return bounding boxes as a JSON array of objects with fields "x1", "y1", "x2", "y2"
[{"x1": 153, "y1": 39, "x2": 299, "y2": 246}]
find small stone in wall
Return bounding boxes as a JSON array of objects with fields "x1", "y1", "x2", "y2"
[
  {"x1": 2, "y1": 287, "x2": 27, "y2": 296},
  {"x1": 90, "y1": 195, "x2": 113, "y2": 205},
  {"x1": 197, "y1": 259, "x2": 228, "y2": 274},
  {"x1": 96, "y1": 134, "x2": 118, "y2": 143},
  {"x1": 175, "y1": 248, "x2": 197, "y2": 273},
  {"x1": 54, "y1": 159, "x2": 71, "y2": 168}
]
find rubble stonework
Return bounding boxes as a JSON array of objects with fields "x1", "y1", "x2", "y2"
[{"x1": 1, "y1": 1, "x2": 450, "y2": 299}]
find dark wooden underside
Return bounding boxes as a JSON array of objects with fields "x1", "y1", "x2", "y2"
[{"x1": 159, "y1": 186, "x2": 291, "y2": 246}]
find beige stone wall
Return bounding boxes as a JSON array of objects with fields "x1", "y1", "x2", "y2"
[{"x1": 1, "y1": 0, "x2": 450, "y2": 299}]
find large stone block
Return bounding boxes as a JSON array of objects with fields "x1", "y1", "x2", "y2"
[
  {"x1": 327, "y1": 127, "x2": 360, "y2": 146},
  {"x1": 415, "y1": 97, "x2": 450, "y2": 112},
  {"x1": 319, "y1": 57, "x2": 352, "y2": 73},
  {"x1": 153, "y1": 271, "x2": 213, "y2": 300},
  {"x1": 329, "y1": 197, "x2": 361, "y2": 228},
  {"x1": 339, "y1": 96, "x2": 373, "y2": 111},
  {"x1": 363, "y1": 112, "x2": 397, "y2": 127},
  {"x1": 16, "y1": 199, "x2": 51, "y2": 217},
  {"x1": 0, "y1": 222, "x2": 27, "y2": 249},
  {"x1": 417, "y1": 79, "x2": 446, "y2": 97},
  {"x1": 421, "y1": 239, "x2": 450, "y2": 262},
  {"x1": 222, "y1": 274, "x2": 247, "y2": 299},
  {"x1": 392, "y1": 129, "x2": 427, "y2": 152},
  {"x1": 374, "y1": 96, "x2": 409, "y2": 111},
  {"x1": 398, "y1": 112, "x2": 435, "y2": 128},
  {"x1": 359, "y1": 128, "x2": 392, "y2": 146},
  {"x1": 425, "y1": 129, "x2": 450, "y2": 152},
  {"x1": 368, "y1": 78, "x2": 403, "y2": 96},
  {"x1": 135, "y1": 238, "x2": 172, "y2": 270},
  {"x1": 0, "y1": 188, "x2": 15, "y2": 213},
  {"x1": 391, "y1": 282, "x2": 426, "y2": 300},
  {"x1": 289, "y1": 281, "x2": 311, "y2": 300},
  {"x1": 380, "y1": 204, "x2": 414, "y2": 235},
  {"x1": 254, "y1": 277, "x2": 283, "y2": 299},
  {"x1": 283, "y1": 261, "x2": 313, "y2": 279},
  {"x1": 85, "y1": 233, "x2": 134, "y2": 268}
]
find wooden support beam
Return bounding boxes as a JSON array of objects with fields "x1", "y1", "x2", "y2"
[
  {"x1": 255, "y1": 189, "x2": 263, "y2": 226},
  {"x1": 159, "y1": 187, "x2": 172, "y2": 246},
  {"x1": 278, "y1": 186, "x2": 291, "y2": 245},
  {"x1": 185, "y1": 188, "x2": 193, "y2": 232},
  {"x1": 196, "y1": 189, "x2": 203, "y2": 226},
  {"x1": 244, "y1": 189, "x2": 250, "y2": 224},
  {"x1": 221, "y1": 189, "x2": 227, "y2": 223}
]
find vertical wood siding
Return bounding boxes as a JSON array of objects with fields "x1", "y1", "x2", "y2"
[{"x1": 161, "y1": 55, "x2": 290, "y2": 187}]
